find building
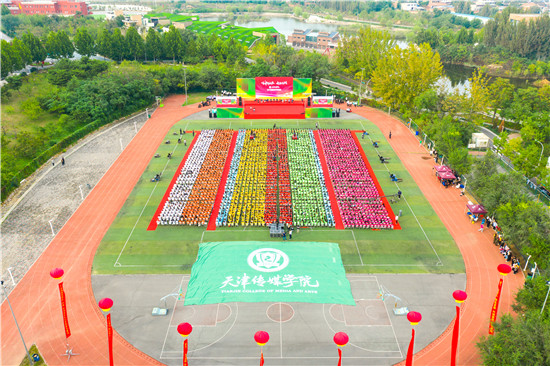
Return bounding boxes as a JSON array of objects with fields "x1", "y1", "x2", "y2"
[
  {"x1": 400, "y1": 2, "x2": 424, "y2": 11},
  {"x1": 8, "y1": 0, "x2": 91, "y2": 15},
  {"x1": 509, "y1": 13, "x2": 542, "y2": 23},
  {"x1": 287, "y1": 29, "x2": 339, "y2": 50}
]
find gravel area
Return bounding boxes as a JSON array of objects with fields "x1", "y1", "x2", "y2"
[{"x1": 1, "y1": 109, "x2": 154, "y2": 297}]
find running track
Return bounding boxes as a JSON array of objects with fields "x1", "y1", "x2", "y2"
[{"x1": 1, "y1": 98, "x2": 523, "y2": 365}]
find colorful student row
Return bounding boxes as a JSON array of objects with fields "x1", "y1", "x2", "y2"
[{"x1": 158, "y1": 129, "x2": 392, "y2": 229}]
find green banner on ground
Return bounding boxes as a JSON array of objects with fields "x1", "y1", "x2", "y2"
[{"x1": 184, "y1": 241, "x2": 355, "y2": 305}]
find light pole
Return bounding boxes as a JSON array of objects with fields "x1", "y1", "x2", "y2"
[
  {"x1": 359, "y1": 67, "x2": 365, "y2": 105},
  {"x1": 183, "y1": 66, "x2": 188, "y2": 105},
  {"x1": 541, "y1": 281, "x2": 550, "y2": 315},
  {"x1": 535, "y1": 139, "x2": 544, "y2": 164},
  {"x1": 1, "y1": 280, "x2": 34, "y2": 365}
]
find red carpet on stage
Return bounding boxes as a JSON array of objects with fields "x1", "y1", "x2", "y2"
[
  {"x1": 207, "y1": 131, "x2": 239, "y2": 231},
  {"x1": 243, "y1": 100, "x2": 306, "y2": 119},
  {"x1": 351, "y1": 131, "x2": 401, "y2": 230},
  {"x1": 313, "y1": 130, "x2": 345, "y2": 230},
  {"x1": 147, "y1": 132, "x2": 200, "y2": 231}
]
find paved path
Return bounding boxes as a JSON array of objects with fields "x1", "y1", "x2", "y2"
[
  {"x1": 351, "y1": 106, "x2": 525, "y2": 365},
  {"x1": 1, "y1": 95, "x2": 192, "y2": 366}
]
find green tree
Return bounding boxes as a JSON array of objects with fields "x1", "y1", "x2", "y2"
[
  {"x1": 478, "y1": 312, "x2": 550, "y2": 366},
  {"x1": 96, "y1": 28, "x2": 112, "y2": 60},
  {"x1": 145, "y1": 28, "x2": 162, "y2": 61},
  {"x1": 21, "y1": 32, "x2": 47, "y2": 63},
  {"x1": 1, "y1": 40, "x2": 14, "y2": 77},
  {"x1": 21, "y1": 97, "x2": 42, "y2": 120},
  {"x1": 488, "y1": 77, "x2": 513, "y2": 127},
  {"x1": 336, "y1": 26, "x2": 395, "y2": 79},
  {"x1": 74, "y1": 28, "x2": 95, "y2": 57},
  {"x1": 371, "y1": 44, "x2": 443, "y2": 109},
  {"x1": 163, "y1": 25, "x2": 184, "y2": 63},
  {"x1": 45, "y1": 31, "x2": 62, "y2": 59},
  {"x1": 110, "y1": 28, "x2": 126, "y2": 62},
  {"x1": 11, "y1": 38, "x2": 31, "y2": 69},
  {"x1": 57, "y1": 30, "x2": 74, "y2": 58},
  {"x1": 1, "y1": 4, "x2": 11, "y2": 15},
  {"x1": 125, "y1": 27, "x2": 144, "y2": 61}
]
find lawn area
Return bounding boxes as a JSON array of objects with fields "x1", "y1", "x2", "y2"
[{"x1": 92, "y1": 118, "x2": 464, "y2": 275}]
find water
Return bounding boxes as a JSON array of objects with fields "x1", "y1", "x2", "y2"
[{"x1": 201, "y1": 16, "x2": 340, "y2": 37}]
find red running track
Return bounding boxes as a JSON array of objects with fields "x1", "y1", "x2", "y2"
[
  {"x1": 207, "y1": 131, "x2": 239, "y2": 231},
  {"x1": 1, "y1": 96, "x2": 196, "y2": 366},
  {"x1": 147, "y1": 131, "x2": 201, "y2": 231},
  {"x1": 350, "y1": 106, "x2": 524, "y2": 366},
  {"x1": 312, "y1": 130, "x2": 345, "y2": 230},
  {"x1": 350, "y1": 131, "x2": 401, "y2": 230}
]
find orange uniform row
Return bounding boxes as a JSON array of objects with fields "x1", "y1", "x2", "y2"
[{"x1": 179, "y1": 130, "x2": 233, "y2": 226}]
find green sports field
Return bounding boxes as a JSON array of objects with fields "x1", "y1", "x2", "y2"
[{"x1": 92, "y1": 118, "x2": 465, "y2": 275}]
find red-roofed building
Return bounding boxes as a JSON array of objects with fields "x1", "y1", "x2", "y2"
[{"x1": 8, "y1": 0, "x2": 91, "y2": 15}]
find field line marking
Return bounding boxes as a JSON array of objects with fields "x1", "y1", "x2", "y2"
[
  {"x1": 279, "y1": 302, "x2": 283, "y2": 357},
  {"x1": 351, "y1": 230, "x2": 364, "y2": 265},
  {"x1": 114, "y1": 143, "x2": 181, "y2": 267}
]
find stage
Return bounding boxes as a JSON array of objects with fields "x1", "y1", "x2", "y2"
[{"x1": 243, "y1": 99, "x2": 307, "y2": 119}]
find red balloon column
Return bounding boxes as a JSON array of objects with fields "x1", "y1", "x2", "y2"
[
  {"x1": 405, "y1": 311, "x2": 422, "y2": 366},
  {"x1": 489, "y1": 264, "x2": 511, "y2": 334},
  {"x1": 254, "y1": 331, "x2": 269, "y2": 366},
  {"x1": 333, "y1": 332, "x2": 349, "y2": 366},
  {"x1": 451, "y1": 290, "x2": 467, "y2": 366},
  {"x1": 177, "y1": 322, "x2": 193, "y2": 366},
  {"x1": 50, "y1": 267, "x2": 78, "y2": 359},
  {"x1": 98, "y1": 298, "x2": 114, "y2": 366}
]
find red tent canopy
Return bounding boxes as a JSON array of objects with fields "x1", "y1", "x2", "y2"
[
  {"x1": 434, "y1": 165, "x2": 452, "y2": 173},
  {"x1": 438, "y1": 171, "x2": 456, "y2": 180},
  {"x1": 467, "y1": 204, "x2": 487, "y2": 215}
]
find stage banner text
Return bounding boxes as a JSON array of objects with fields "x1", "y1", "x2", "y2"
[{"x1": 255, "y1": 77, "x2": 294, "y2": 98}]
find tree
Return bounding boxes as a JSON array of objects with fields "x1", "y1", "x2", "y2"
[
  {"x1": 488, "y1": 77, "x2": 513, "y2": 127},
  {"x1": 1, "y1": 40, "x2": 13, "y2": 77},
  {"x1": 21, "y1": 97, "x2": 42, "y2": 120},
  {"x1": 478, "y1": 312, "x2": 550, "y2": 365},
  {"x1": 57, "y1": 30, "x2": 74, "y2": 58},
  {"x1": 371, "y1": 44, "x2": 443, "y2": 110},
  {"x1": 74, "y1": 28, "x2": 95, "y2": 57},
  {"x1": 125, "y1": 27, "x2": 144, "y2": 61},
  {"x1": 145, "y1": 28, "x2": 162, "y2": 61},
  {"x1": 10, "y1": 38, "x2": 31, "y2": 71},
  {"x1": 45, "y1": 31, "x2": 61, "y2": 59},
  {"x1": 465, "y1": 69, "x2": 491, "y2": 122},
  {"x1": 110, "y1": 28, "x2": 126, "y2": 62},
  {"x1": 96, "y1": 28, "x2": 112, "y2": 60},
  {"x1": 21, "y1": 32, "x2": 47, "y2": 64},
  {"x1": 1, "y1": 4, "x2": 11, "y2": 15},
  {"x1": 336, "y1": 26, "x2": 395, "y2": 79},
  {"x1": 163, "y1": 25, "x2": 184, "y2": 63}
]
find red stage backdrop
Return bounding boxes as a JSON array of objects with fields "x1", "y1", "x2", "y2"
[{"x1": 256, "y1": 77, "x2": 294, "y2": 98}]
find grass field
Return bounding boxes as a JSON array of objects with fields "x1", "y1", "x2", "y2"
[{"x1": 92, "y1": 118, "x2": 465, "y2": 275}]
